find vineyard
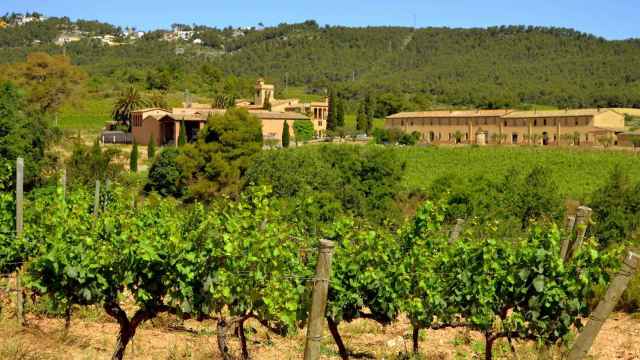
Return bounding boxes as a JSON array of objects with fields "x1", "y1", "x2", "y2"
[{"x1": 1, "y1": 158, "x2": 638, "y2": 360}]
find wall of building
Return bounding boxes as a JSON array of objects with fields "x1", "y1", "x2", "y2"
[
  {"x1": 384, "y1": 115, "x2": 613, "y2": 145},
  {"x1": 132, "y1": 116, "x2": 162, "y2": 146},
  {"x1": 261, "y1": 119, "x2": 296, "y2": 142},
  {"x1": 592, "y1": 111, "x2": 626, "y2": 128}
]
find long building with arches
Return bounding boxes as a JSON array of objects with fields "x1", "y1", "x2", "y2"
[{"x1": 385, "y1": 108, "x2": 630, "y2": 146}]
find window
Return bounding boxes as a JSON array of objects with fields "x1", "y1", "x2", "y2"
[
  {"x1": 318, "y1": 121, "x2": 323, "y2": 127},
  {"x1": 543, "y1": 119, "x2": 547, "y2": 126},
  {"x1": 504, "y1": 121, "x2": 508, "y2": 127},
  {"x1": 534, "y1": 119, "x2": 538, "y2": 126},
  {"x1": 401, "y1": 120, "x2": 404, "y2": 126},
  {"x1": 575, "y1": 119, "x2": 579, "y2": 126}
]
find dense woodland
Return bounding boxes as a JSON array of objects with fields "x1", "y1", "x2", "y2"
[{"x1": 1, "y1": 15, "x2": 640, "y2": 112}]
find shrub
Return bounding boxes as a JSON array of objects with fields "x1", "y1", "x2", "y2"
[
  {"x1": 589, "y1": 166, "x2": 640, "y2": 248},
  {"x1": 245, "y1": 144, "x2": 406, "y2": 224},
  {"x1": 66, "y1": 138, "x2": 123, "y2": 187},
  {"x1": 293, "y1": 120, "x2": 314, "y2": 142},
  {"x1": 177, "y1": 108, "x2": 263, "y2": 200},
  {"x1": 145, "y1": 147, "x2": 185, "y2": 197}
]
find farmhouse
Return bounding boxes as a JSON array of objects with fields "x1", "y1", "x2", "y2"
[
  {"x1": 385, "y1": 108, "x2": 627, "y2": 145},
  {"x1": 131, "y1": 106, "x2": 309, "y2": 146}
]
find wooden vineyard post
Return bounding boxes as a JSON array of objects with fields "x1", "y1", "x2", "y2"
[
  {"x1": 93, "y1": 180, "x2": 100, "y2": 216},
  {"x1": 561, "y1": 214, "x2": 576, "y2": 260},
  {"x1": 15, "y1": 158, "x2": 24, "y2": 326},
  {"x1": 304, "y1": 240, "x2": 335, "y2": 360},
  {"x1": 567, "y1": 251, "x2": 640, "y2": 360},
  {"x1": 569, "y1": 206, "x2": 592, "y2": 256},
  {"x1": 449, "y1": 219, "x2": 465, "y2": 244},
  {"x1": 61, "y1": 168, "x2": 67, "y2": 200}
]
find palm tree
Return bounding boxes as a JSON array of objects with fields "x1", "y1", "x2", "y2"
[{"x1": 112, "y1": 86, "x2": 149, "y2": 127}]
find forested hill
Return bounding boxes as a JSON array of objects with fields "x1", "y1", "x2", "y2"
[
  {"x1": 1, "y1": 17, "x2": 640, "y2": 110},
  {"x1": 217, "y1": 24, "x2": 640, "y2": 109}
]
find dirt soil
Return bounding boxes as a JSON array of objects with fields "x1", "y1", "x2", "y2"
[{"x1": 0, "y1": 309, "x2": 638, "y2": 360}]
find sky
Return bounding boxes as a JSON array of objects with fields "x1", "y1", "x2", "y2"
[{"x1": 1, "y1": 0, "x2": 638, "y2": 40}]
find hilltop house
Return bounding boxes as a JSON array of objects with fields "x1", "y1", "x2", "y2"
[
  {"x1": 385, "y1": 108, "x2": 630, "y2": 146},
  {"x1": 55, "y1": 31, "x2": 84, "y2": 46}
]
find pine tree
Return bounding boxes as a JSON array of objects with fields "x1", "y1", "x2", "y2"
[
  {"x1": 356, "y1": 102, "x2": 367, "y2": 132},
  {"x1": 130, "y1": 141, "x2": 139, "y2": 172},
  {"x1": 148, "y1": 134, "x2": 156, "y2": 159},
  {"x1": 282, "y1": 120, "x2": 290, "y2": 148},
  {"x1": 327, "y1": 88, "x2": 337, "y2": 131},
  {"x1": 336, "y1": 97, "x2": 345, "y2": 128},
  {"x1": 178, "y1": 120, "x2": 187, "y2": 146}
]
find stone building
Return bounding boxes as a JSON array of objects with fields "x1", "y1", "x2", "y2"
[
  {"x1": 385, "y1": 109, "x2": 627, "y2": 146},
  {"x1": 238, "y1": 79, "x2": 329, "y2": 137},
  {"x1": 131, "y1": 106, "x2": 308, "y2": 146}
]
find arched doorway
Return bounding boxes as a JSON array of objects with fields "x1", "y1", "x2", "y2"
[
  {"x1": 476, "y1": 132, "x2": 487, "y2": 145},
  {"x1": 512, "y1": 133, "x2": 518, "y2": 144},
  {"x1": 542, "y1": 132, "x2": 549, "y2": 146},
  {"x1": 429, "y1": 131, "x2": 435, "y2": 143}
]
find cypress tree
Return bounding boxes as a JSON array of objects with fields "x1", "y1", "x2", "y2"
[
  {"x1": 282, "y1": 120, "x2": 290, "y2": 148},
  {"x1": 327, "y1": 88, "x2": 337, "y2": 131},
  {"x1": 264, "y1": 90, "x2": 272, "y2": 111},
  {"x1": 178, "y1": 120, "x2": 187, "y2": 146},
  {"x1": 356, "y1": 102, "x2": 367, "y2": 132},
  {"x1": 336, "y1": 97, "x2": 345, "y2": 128},
  {"x1": 130, "y1": 141, "x2": 139, "y2": 172},
  {"x1": 148, "y1": 134, "x2": 156, "y2": 159},
  {"x1": 364, "y1": 94, "x2": 375, "y2": 134}
]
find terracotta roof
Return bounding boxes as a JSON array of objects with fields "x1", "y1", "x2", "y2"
[
  {"x1": 503, "y1": 109, "x2": 614, "y2": 118},
  {"x1": 154, "y1": 110, "x2": 308, "y2": 121},
  {"x1": 250, "y1": 111, "x2": 309, "y2": 120},
  {"x1": 133, "y1": 107, "x2": 170, "y2": 113},
  {"x1": 609, "y1": 108, "x2": 640, "y2": 117},
  {"x1": 387, "y1": 110, "x2": 512, "y2": 119}
]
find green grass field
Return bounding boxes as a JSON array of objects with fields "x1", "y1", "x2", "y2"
[
  {"x1": 57, "y1": 91, "x2": 193, "y2": 133},
  {"x1": 279, "y1": 86, "x2": 325, "y2": 103},
  {"x1": 343, "y1": 114, "x2": 385, "y2": 130},
  {"x1": 57, "y1": 96, "x2": 113, "y2": 132},
  {"x1": 398, "y1": 146, "x2": 640, "y2": 200}
]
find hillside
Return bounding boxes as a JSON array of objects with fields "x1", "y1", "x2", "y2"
[{"x1": 1, "y1": 17, "x2": 640, "y2": 113}]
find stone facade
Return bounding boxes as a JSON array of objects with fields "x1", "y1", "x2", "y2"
[
  {"x1": 131, "y1": 107, "x2": 308, "y2": 146},
  {"x1": 385, "y1": 109, "x2": 627, "y2": 146}
]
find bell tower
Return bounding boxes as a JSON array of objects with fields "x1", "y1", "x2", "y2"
[{"x1": 255, "y1": 79, "x2": 275, "y2": 108}]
